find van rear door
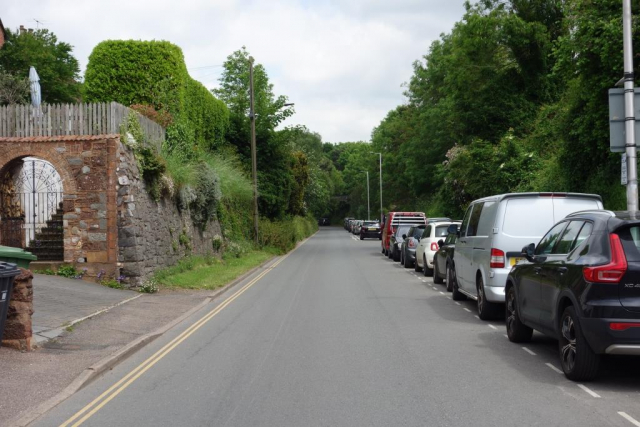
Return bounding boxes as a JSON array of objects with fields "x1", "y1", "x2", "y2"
[{"x1": 551, "y1": 196, "x2": 602, "y2": 220}]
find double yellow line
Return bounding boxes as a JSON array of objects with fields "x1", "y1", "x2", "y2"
[{"x1": 60, "y1": 254, "x2": 291, "y2": 427}]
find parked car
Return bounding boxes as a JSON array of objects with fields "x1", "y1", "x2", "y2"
[
  {"x1": 360, "y1": 221, "x2": 381, "y2": 240},
  {"x1": 381, "y1": 212, "x2": 426, "y2": 257},
  {"x1": 348, "y1": 219, "x2": 357, "y2": 233},
  {"x1": 352, "y1": 220, "x2": 363, "y2": 235},
  {"x1": 344, "y1": 217, "x2": 355, "y2": 231},
  {"x1": 415, "y1": 221, "x2": 460, "y2": 276},
  {"x1": 400, "y1": 225, "x2": 426, "y2": 269},
  {"x1": 318, "y1": 217, "x2": 330, "y2": 226},
  {"x1": 505, "y1": 210, "x2": 640, "y2": 381},
  {"x1": 452, "y1": 192, "x2": 603, "y2": 320},
  {"x1": 433, "y1": 226, "x2": 459, "y2": 291},
  {"x1": 388, "y1": 225, "x2": 413, "y2": 262}
]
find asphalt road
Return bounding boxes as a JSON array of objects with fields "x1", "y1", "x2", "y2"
[{"x1": 34, "y1": 227, "x2": 640, "y2": 427}]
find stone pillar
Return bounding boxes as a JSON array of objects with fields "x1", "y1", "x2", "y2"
[{"x1": 1, "y1": 268, "x2": 34, "y2": 351}]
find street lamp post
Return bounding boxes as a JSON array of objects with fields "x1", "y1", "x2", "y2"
[
  {"x1": 623, "y1": 0, "x2": 638, "y2": 211},
  {"x1": 371, "y1": 152, "x2": 383, "y2": 222},
  {"x1": 362, "y1": 171, "x2": 370, "y2": 221}
]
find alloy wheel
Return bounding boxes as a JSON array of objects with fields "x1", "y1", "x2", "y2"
[{"x1": 560, "y1": 316, "x2": 577, "y2": 373}]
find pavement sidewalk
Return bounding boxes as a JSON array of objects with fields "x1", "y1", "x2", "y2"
[
  {"x1": 31, "y1": 274, "x2": 139, "y2": 344},
  {"x1": 0, "y1": 274, "x2": 211, "y2": 426}
]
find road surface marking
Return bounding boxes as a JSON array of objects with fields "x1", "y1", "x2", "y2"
[
  {"x1": 59, "y1": 238, "x2": 305, "y2": 427},
  {"x1": 439, "y1": 291, "x2": 446, "y2": 295},
  {"x1": 455, "y1": 302, "x2": 461, "y2": 306},
  {"x1": 488, "y1": 324, "x2": 497, "y2": 330},
  {"x1": 474, "y1": 315, "x2": 480, "y2": 319},
  {"x1": 545, "y1": 363, "x2": 563, "y2": 374},
  {"x1": 521, "y1": 347, "x2": 536, "y2": 356},
  {"x1": 619, "y1": 412, "x2": 640, "y2": 427},
  {"x1": 577, "y1": 384, "x2": 601, "y2": 398},
  {"x1": 433, "y1": 287, "x2": 438, "y2": 290},
  {"x1": 503, "y1": 334, "x2": 508, "y2": 339},
  {"x1": 446, "y1": 296, "x2": 452, "y2": 300},
  {"x1": 463, "y1": 308, "x2": 472, "y2": 312}
]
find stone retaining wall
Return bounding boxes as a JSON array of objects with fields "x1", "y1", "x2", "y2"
[{"x1": 116, "y1": 142, "x2": 222, "y2": 286}]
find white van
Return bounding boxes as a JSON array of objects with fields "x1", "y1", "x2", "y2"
[{"x1": 451, "y1": 193, "x2": 603, "y2": 319}]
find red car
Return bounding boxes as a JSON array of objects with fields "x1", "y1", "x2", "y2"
[{"x1": 381, "y1": 212, "x2": 427, "y2": 257}]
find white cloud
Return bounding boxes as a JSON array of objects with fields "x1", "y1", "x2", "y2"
[{"x1": 3, "y1": 0, "x2": 466, "y2": 142}]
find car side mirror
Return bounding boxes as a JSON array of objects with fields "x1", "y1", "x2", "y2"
[
  {"x1": 437, "y1": 239, "x2": 444, "y2": 248},
  {"x1": 522, "y1": 243, "x2": 536, "y2": 262},
  {"x1": 402, "y1": 234, "x2": 407, "y2": 239}
]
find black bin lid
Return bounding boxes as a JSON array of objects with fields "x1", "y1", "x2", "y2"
[{"x1": 0, "y1": 262, "x2": 20, "y2": 278}]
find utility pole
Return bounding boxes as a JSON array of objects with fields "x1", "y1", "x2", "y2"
[
  {"x1": 623, "y1": 0, "x2": 638, "y2": 211},
  {"x1": 249, "y1": 57, "x2": 259, "y2": 243}
]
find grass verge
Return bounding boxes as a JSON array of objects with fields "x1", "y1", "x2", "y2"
[{"x1": 155, "y1": 249, "x2": 278, "y2": 290}]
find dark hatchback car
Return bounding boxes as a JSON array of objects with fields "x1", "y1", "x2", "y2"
[
  {"x1": 400, "y1": 225, "x2": 426, "y2": 269},
  {"x1": 434, "y1": 230, "x2": 458, "y2": 291},
  {"x1": 360, "y1": 221, "x2": 381, "y2": 240},
  {"x1": 389, "y1": 225, "x2": 412, "y2": 262},
  {"x1": 505, "y1": 210, "x2": 640, "y2": 381}
]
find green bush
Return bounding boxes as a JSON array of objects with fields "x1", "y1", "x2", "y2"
[{"x1": 258, "y1": 215, "x2": 318, "y2": 253}]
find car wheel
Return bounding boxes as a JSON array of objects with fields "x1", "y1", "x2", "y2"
[
  {"x1": 422, "y1": 255, "x2": 429, "y2": 276},
  {"x1": 404, "y1": 251, "x2": 412, "y2": 269},
  {"x1": 445, "y1": 262, "x2": 454, "y2": 292},
  {"x1": 414, "y1": 256, "x2": 422, "y2": 272},
  {"x1": 451, "y1": 265, "x2": 466, "y2": 301},
  {"x1": 360, "y1": 234, "x2": 364, "y2": 240},
  {"x1": 506, "y1": 286, "x2": 533, "y2": 342},
  {"x1": 477, "y1": 276, "x2": 501, "y2": 320},
  {"x1": 559, "y1": 306, "x2": 600, "y2": 381},
  {"x1": 400, "y1": 251, "x2": 405, "y2": 265},
  {"x1": 388, "y1": 248, "x2": 393, "y2": 259},
  {"x1": 433, "y1": 260, "x2": 444, "y2": 284},
  {"x1": 393, "y1": 248, "x2": 400, "y2": 262},
  {"x1": 382, "y1": 245, "x2": 385, "y2": 254}
]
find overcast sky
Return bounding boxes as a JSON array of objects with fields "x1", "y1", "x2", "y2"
[{"x1": 3, "y1": 0, "x2": 466, "y2": 143}]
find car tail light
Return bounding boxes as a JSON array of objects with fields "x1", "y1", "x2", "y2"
[
  {"x1": 609, "y1": 322, "x2": 640, "y2": 331},
  {"x1": 430, "y1": 242, "x2": 438, "y2": 251},
  {"x1": 408, "y1": 239, "x2": 416, "y2": 248},
  {"x1": 362, "y1": 227, "x2": 368, "y2": 231},
  {"x1": 490, "y1": 248, "x2": 505, "y2": 268},
  {"x1": 583, "y1": 233, "x2": 627, "y2": 283}
]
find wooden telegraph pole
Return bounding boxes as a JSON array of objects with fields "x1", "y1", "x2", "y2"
[{"x1": 249, "y1": 57, "x2": 259, "y2": 243}]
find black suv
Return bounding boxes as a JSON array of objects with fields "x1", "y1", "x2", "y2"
[{"x1": 505, "y1": 211, "x2": 640, "y2": 381}]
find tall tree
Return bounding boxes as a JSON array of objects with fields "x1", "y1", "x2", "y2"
[
  {"x1": 0, "y1": 28, "x2": 81, "y2": 103},
  {"x1": 213, "y1": 47, "x2": 296, "y2": 218}
]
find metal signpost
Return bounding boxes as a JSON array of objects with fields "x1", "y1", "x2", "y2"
[{"x1": 623, "y1": 0, "x2": 638, "y2": 210}]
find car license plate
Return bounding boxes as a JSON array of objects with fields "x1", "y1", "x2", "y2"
[
  {"x1": 370, "y1": 228, "x2": 378, "y2": 231},
  {"x1": 510, "y1": 257, "x2": 524, "y2": 266}
]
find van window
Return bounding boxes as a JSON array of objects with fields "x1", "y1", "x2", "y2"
[
  {"x1": 552, "y1": 197, "x2": 601, "y2": 219},
  {"x1": 476, "y1": 202, "x2": 495, "y2": 236},
  {"x1": 535, "y1": 222, "x2": 568, "y2": 255},
  {"x1": 554, "y1": 221, "x2": 584, "y2": 255},
  {"x1": 460, "y1": 206, "x2": 473, "y2": 238},
  {"x1": 502, "y1": 198, "x2": 556, "y2": 238},
  {"x1": 466, "y1": 203, "x2": 485, "y2": 237}
]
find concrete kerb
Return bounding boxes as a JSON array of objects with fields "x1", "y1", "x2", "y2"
[{"x1": 6, "y1": 233, "x2": 320, "y2": 427}]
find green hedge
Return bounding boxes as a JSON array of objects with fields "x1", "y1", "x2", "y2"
[
  {"x1": 258, "y1": 216, "x2": 318, "y2": 253},
  {"x1": 84, "y1": 40, "x2": 228, "y2": 150}
]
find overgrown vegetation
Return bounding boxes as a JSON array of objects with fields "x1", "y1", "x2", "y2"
[{"x1": 327, "y1": 0, "x2": 634, "y2": 219}]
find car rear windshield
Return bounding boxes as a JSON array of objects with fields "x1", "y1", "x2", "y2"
[
  {"x1": 620, "y1": 226, "x2": 640, "y2": 262},
  {"x1": 435, "y1": 226, "x2": 449, "y2": 238},
  {"x1": 363, "y1": 222, "x2": 378, "y2": 226}
]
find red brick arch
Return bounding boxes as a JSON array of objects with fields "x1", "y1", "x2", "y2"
[{"x1": 0, "y1": 144, "x2": 77, "y2": 195}]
